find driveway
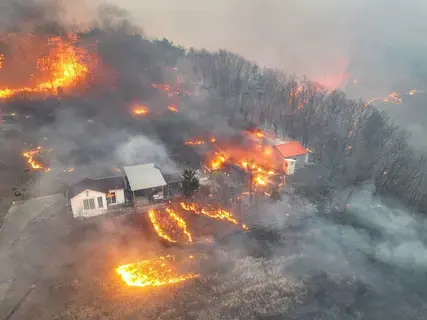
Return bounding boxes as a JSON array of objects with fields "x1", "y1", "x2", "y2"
[{"x1": 0, "y1": 194, "x2": 69, "y2": 319}]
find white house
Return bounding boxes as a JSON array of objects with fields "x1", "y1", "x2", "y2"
[
  {"x1": 272, "y1": 140, "x2": 309, "y2": 174},
  {"x1": 68, "y1": 176, "x2": 126, "y2": 219}
]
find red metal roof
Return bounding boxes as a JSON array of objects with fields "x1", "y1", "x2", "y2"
[{"x1": 274, "y1": 141, "x2": 308, "y2": 158}]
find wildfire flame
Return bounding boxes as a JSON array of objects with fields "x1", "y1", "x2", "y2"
[
  {"x1": 152, "y1": 83, "x2": 192, "y2": 97},
  {"x1": 168, "y1": 104, "x2": 178, "y2": 112},
  {"x1": 148, "y1": 208, "x2": 193, "y2": 243},
  {"x1": 185, "y1": 139, "x2": 205, "y2": 145},
  {"x1": 0, "y1": 35, "x2": 89, "y2": 99},
  {"x1": 185, "y1": 137, "x2": 216, "y2": 146},
  {"x1": 116, "y1": 255, "x2": 199, "y2": 288},
  {"x1": 22, "y1": 146, "x2": 50, "y2": 172},
  {"x1": 132, "y1": 104, "x2": 149, "y2": 116},
  {"x1": 364, "y1": 88, "x2": 426, "y2": 107},
  {"x1": 207, "y1": 136, "x2": 278, "y2": 189},
  {"x1": 210, "y1": 153, "x2": 226, "y2": 170},
  {"x1": 180, "y1": 202, "x2": 248, "y2": 230},
  {"x1": 406, "y1": 88, "x2": 424, "y2": 96}
]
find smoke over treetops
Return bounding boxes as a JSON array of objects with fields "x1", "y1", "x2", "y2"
[
  {"x1": 1, "y1": 1, "x2": 427, "y2": 319},
  {"x1": 121, "y1": 0, "x2": 427, "y2": 147}
]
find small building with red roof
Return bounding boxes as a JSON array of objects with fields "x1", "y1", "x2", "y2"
[{"x1": 271, "y1": 140, "x2": 310, "y2": 175}]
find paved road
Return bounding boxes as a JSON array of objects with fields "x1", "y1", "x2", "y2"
[{"x1": 0, "y1": 194, "x2": 69, "y2": 319}]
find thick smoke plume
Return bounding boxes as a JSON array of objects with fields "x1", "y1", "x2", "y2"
[
  {"x1": 122, "y1": 0, "x2": 427, "y2": 147},
  {"x1": 1, "y1": 1, "x2": 427, "y2": 319}
]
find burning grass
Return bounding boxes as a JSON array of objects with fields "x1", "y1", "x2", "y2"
[
  {"x1": 180, "y1": 201, "x2": 248, "y2": 230},
  {"x1": 0, "y1": 34, "x2": 91, "y2": 99},
  {"x1": 116, "y1": 255, "x2": 199, "y2": 288},
  {"x1": 62, "y1": 250, "x2": 302, "y2": 320},
  {"x1": 148, "y1": 208, "x2": 193, "y2": 243},
  {"x1": 22, "y1": 146, "x2": 51, "y2": 172}
]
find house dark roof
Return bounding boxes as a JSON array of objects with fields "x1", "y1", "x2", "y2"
[
  {"x1": 68, "y1": 176, "x2": 126, "y2": 199},
  {"x1": 163, "y1": 172, "x2": 184, "y2": 184}
]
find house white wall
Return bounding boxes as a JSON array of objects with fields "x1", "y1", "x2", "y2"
[
  {"x1": 283, "y1": 158, "x2": 296, "y2": 175},
  {"x1": 274, "y1": 148, "x2": 309, "y2": 171},
  {"x1": 108, "y1": 189, "x2": 125, "y2": 205},
  {"x1": 293, "y1": 153, "x2": 309, "y2": 169},
  {"x1": 70, "y1": 189, "x2": 107, "y2": 219},
  {"x1": 70, "y1": 188, "x2": 126, "y2": 219}
]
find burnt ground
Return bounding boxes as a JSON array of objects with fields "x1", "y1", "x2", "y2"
[
  {"x1": 0, "y1": 117, "x2": 426, "y2": 319},
  {"x1": 0, "y1": 132, "x2": 30, "y2": 228},
  {"x1": 1, "y1": 191, "x2": 427, "y2": 320}
]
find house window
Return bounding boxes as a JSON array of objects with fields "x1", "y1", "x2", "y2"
[
  {"x1": 83, "y1": 198, "x2": 95, "y2": 210},
  {"x1": 107, "y1": 192, "x2": 116, "y2": 205},
  {"x1": 97, "y1": 196, "x2": 103, "y2": 208}
]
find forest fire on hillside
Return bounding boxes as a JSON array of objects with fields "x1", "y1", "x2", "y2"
[
  {"x1": 152, "y1": 82, "x2": 192, "y2": 97},
  {"x1": 0, "y1": 34, "x2": 91, "y2": 99},
  {"x1": 364, "y1": 88, "x2": 425, "y2": 107},
  {"x1": 116, "y1": 255, "x2": 199, "y2": 288}
]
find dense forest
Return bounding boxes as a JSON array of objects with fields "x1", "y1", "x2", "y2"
[{"x1": 154, "y1": 42, "x2": 427, "y2": 212}]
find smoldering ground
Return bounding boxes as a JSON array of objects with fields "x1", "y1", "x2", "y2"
[
  {"x1": 2, "y1": 1, "x2": 427, "y2": 319},
  {"x1": 7, "y1": 182, "x2": 427, "y2": 319},
  {"x1": 200, "y1": 185, "x2": 427, "y2": 319}
]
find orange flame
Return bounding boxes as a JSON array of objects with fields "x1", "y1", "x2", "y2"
[
  {"x1": 132, "y1": 105, "x2": 149, "y2": 116},
  {"x1": 148, "y1": 208, "x2": 193, "y2": 243},
  {"x1": 180, "y1": 202, "x2": 248, "y2": 230},
  {"x1": 165, "y1": 207, "x2": 193, "y2": 242},
  {"x1": 206, "y1": 135, "x2": 278, "y2": 189},
  {"x1": 168, "y1": 104, "x2": 178, "y2": 112},
  {"x1": 0, "y1": 36, "x2": 89, "y2": 99},
  {"x1": 152, "y1": 82, "x2": 192, "y2": 97},
  {"x1": 22, "y1": 146, "x2": 50, "y2": 172},
  {"x1": 406, "y1": 88, "x2": 423, "y2": 96},
  {"x1": 365, "y1": 91, "x2": 404, "y2": 107},
  {"x1": 210, "y1": 153, "x2": 226, "y2": 170},
  {"x1": 116, "y1": 255, "x2": 199, "y2": 288},
  {"x1": 185, "y1": 139, "x2": 205, "y2": 145}
]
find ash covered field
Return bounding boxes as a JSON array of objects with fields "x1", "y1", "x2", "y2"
[
  {"x1": 1, "y1": 1, "x2": 427, "y2": 319},
  {"x1": 3, "y1": 189, "x2": 427, "y2": 319}
]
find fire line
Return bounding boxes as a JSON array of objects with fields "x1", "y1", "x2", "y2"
[
  {"x1": 0, "y1": 35, "x2": 89, "y2": 99},
  {"x1": 148, "y1": 208, "x2": 193, "y2": 243},
  {"x1": 116, "y1": 255, "x2": 199, "y2": 288},
  {"x1": 180, "y1": 202, "x2": 248, "y2": 230}
]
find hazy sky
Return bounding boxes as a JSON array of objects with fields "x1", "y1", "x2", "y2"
[{"x1": 104, "y1": 0, "x2": 427, "y2": 89}]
